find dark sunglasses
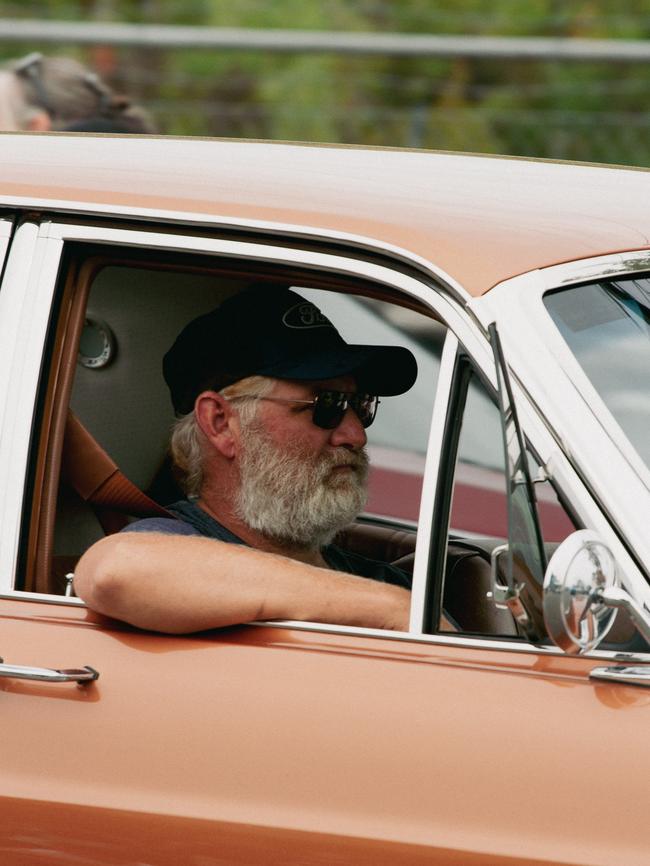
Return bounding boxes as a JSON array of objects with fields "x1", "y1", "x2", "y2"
[{"x1": 256, "y1": 390, "x2": 380, "y2": 430}]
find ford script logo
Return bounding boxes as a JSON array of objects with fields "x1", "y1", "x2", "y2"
[{"x1": 282, "y1": 302, "x2": 335, "y2": 330}]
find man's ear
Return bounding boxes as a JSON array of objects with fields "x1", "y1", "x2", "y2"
[{"x1": 194, "y1": 391, "x2": 239, "y2": 459}]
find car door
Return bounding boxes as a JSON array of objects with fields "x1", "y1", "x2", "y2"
[
  {"x1": 0, "y1": 215, "x2": 648, "y2": 866},
  {"x1": 416, "y1": 327, "x2": 650, "y2": 866},
  {"x1": 0, "y1": 214, "x2": 462, "y2": 865}
]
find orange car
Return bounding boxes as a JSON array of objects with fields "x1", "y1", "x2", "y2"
[{"x1": 0, "y1": 133, "x2": 649, "y2": 865}]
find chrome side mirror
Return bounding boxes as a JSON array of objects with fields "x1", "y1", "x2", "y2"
[
  {"x1": 543, "y1": 530, "x2": 618, "y2": 654},
  {"x1": 544, "y1": 529, "x2": 650, "y2": 654}
]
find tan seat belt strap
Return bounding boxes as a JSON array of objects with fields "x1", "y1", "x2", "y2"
[{"x1": 61, "y1": 410, "x2": 174, "y2": 519}]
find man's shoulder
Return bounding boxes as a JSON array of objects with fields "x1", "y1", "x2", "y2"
[
  {"x1": 121, "y1": 499, "x2": 203, "y2": 537},
  {"x1": 122, "y1": 499, "x2": 245, "y2": 544},
  {"x1": 121, "y1": 516, "x2": 201, "y2": 537}
]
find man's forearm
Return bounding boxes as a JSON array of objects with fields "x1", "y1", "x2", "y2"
[{"x1": 74, "y1": 533, "x2": 411, "y2": 633}]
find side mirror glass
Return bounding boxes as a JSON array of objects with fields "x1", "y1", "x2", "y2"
[{"x1": 543, "y1": 529, "x2": 618, "y2": 654}]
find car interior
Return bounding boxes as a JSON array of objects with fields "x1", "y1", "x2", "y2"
[
  {"x1": 16, "y1": 241, "x2": 641, "y2": 647},
  {"x1": 19, "y1": 247, "x2": 430, "y2": 593}
]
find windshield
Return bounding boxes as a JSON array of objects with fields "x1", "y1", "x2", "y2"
[{"x1": 544, "y1": 277, "x2": 650, "y2": 471}]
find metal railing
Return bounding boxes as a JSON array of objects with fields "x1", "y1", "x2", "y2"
[
  {"x1": 1, "y1": 19, "x2": 649, "y2": 166},
  {"x1": 1, "y1": 20, "x2": 650, "y2": 61}
]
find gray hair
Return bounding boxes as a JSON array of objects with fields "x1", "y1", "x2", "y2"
[
  {"x1": 169, "y1": 375, "x2": 274, "y2": 498},
  {"x1": 2, "y1": 53, "x2": 155, "y2": 132}
]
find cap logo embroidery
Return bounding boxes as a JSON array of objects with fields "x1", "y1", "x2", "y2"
[{"x1": 282, "y1": 302, "x2": 334, "y2": 330}]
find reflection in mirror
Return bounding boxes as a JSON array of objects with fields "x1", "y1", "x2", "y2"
[{"x1": 544, "y1": 530, "x2": 618, "y2": 654}]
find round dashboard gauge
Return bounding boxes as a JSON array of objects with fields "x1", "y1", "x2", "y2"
[{"x1": 78, "y1": 317, "x2": 116, "y2": 369}]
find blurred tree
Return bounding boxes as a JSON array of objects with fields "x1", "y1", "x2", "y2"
[{"x1": 1, "y1": 0, "x2": 649, "y2": 164}]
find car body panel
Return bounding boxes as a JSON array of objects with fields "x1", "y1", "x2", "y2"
[
  {"x1": 1, "y1": 134, "x2": 650, "y2": 295},
  {"x1": 0, "y1": 803, "x2": 580, "y2": 866},
  {"x1": 1, "y1": 596, "x2": 649, "y2": 866}
]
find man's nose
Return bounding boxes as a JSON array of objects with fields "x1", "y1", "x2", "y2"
[{"x1": 329, "y1": 406, "x2": 368, "y2": 448}]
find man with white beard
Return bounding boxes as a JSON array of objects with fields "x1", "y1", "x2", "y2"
[{"x1": 74, "y1": 286, "x2": 418, "y2": 633}]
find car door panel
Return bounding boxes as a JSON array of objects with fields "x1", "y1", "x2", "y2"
[
  {"x1": 1, "y1": 597, "x2": 647, "y2": 865},
  {"x1": 2, "y1": 799, "x2": 576, "y2": 866}
]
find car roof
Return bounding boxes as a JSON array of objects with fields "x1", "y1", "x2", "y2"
[{"x1": 1, "y1": 132, "x2": 649, "y2": 296}]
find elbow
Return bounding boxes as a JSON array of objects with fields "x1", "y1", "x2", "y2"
[
  {"x1": 74, "y1": 534, "x2": 132, "y2": 615},
  {"x1": 73, "y1": 533, "x2": 191, "y2": 634}
]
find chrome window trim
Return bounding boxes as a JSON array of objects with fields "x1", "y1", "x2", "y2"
[
  {"x1": 1, "y1": 590, "x2": 647, "y2": 663},
  {"x1": 251, "y1": 619, "x2": 650, "y2": 663},
  {"x1": 0, "y1": 590, "x2": 85, "y2": 606},
  {"x1": 536, "y1": 250, "x2": 650, "y2": 289}
]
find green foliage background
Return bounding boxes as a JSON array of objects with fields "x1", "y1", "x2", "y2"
[{"x1": 2, "y1": 1, "x2": 650, "y2": 165}]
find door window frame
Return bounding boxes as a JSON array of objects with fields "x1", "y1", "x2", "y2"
[
  {"x1": 2, "y1": 217, "x2": 647, "y2": 662},
  {"x1": 0, "y1": 218, "x2": 475, "y2": 623},
  {"x1": 415, "y1": 336, "x2": 508, "y2": 636}
]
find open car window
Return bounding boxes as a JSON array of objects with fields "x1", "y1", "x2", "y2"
[
  {"x1": 16, "y1": 240, "x2": 449, "y2": 629},
  {"x1": 424, "y1": 343, "x2": 578, "y2": 640},
  {"x1": 426, "y1": 346, "x2": 645, "y2": 651}
]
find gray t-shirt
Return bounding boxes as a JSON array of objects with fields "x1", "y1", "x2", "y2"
[{"x1": 123, "y1": 499, "x2": 411, "y2": 589}]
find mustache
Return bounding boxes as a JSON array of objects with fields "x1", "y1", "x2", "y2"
[{"x1": 318, "y1": 446, "x2": 369, "y2": 475}]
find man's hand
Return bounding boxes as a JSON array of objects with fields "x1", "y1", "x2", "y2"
[{"x1": 74, "y1": 532, "x2": 412, "y2": 634}]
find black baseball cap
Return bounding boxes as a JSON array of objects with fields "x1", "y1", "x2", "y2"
[{"x1": 163, "y1": 285, "x2": 418, "y2": 415}]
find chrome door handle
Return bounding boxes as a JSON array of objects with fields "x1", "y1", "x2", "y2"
[
  {"x1": 590, "y1": 666, "x2": 650, "y2": 688},
  {"x1": 0, "y1": 658, "x2": 99, "y2": 684}
]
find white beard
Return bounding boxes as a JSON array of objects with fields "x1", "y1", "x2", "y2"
[{"x1": 235, "y1": 420, "x2": 368, "y2": 550}]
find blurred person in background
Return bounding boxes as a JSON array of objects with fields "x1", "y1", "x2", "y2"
[{"x1": 0, "y1": 52, "x2": 156, "y2": 133}]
